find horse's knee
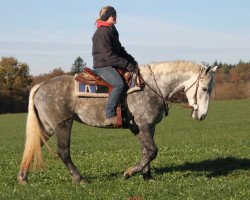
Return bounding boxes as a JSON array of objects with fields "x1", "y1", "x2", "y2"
[{"x1": 149, "y1": 147, "x2": 158, "y2": 160}]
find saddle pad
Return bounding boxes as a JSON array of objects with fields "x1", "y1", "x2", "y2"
[
  {"x1": 74, "y1": 79, "x2": 109, "y2": 97},
  {"x1": 127, "y1": 74, "x2": 142, "y2": 94}
]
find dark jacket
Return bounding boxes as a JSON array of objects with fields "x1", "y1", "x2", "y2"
[{"x1": 92, "y1": 25, "x2": 135, "y2": 68}]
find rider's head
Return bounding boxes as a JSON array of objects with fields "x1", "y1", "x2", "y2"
[{"x1": 99, "y1": 6, "x2": 117, "y2": 24}]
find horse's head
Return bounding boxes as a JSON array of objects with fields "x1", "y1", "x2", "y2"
[{"x1": 185, "y1": 65, "x2": 218, "y2": 121}]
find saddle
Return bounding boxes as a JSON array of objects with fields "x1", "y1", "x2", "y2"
[
  {"x1": 75, "y1": 67, "x2": 133, "y2": 93},
  {"x1": 75, "y1": 67, "x2": 143, "y2": 128}
]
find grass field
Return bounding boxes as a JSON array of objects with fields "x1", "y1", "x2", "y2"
[{"x1": 0, "y1": 99, "x2": 249, "y2": 200}]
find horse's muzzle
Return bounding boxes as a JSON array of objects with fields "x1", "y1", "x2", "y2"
[
  {"x1": 184, "y1": 104, "x2": 206, "y2": 121},
  {"x1": 191, "y1": 109, "x2": 206, "y2": 121},
  {"x1": 199, "y1": 114, "x2": 207, "y2": 121}
]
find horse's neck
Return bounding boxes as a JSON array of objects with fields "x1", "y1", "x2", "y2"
[{"x1": 141, "y1": 68, "x2": 196, "y2": 98}]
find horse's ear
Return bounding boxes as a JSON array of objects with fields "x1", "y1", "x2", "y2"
[
  {"x1": 211, "y1": 66, "x2": 218, "y2": 72},
  {"x1": 205, "y1": 66, "x2": 212, "y2": 75},
  {"x1": 204, "y1": 65, "x2": 218, "y2": 75}
]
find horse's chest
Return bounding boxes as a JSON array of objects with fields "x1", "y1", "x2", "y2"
[{"x1": 127, "y1": 92, "x2": 164, "y2": 123}]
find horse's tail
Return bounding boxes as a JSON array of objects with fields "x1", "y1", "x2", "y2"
[{"x1": 20, "y1": 83, "x2": 48, "y2": 170}]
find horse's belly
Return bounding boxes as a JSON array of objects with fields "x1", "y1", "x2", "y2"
[{"x1": 74, "y1": 98, "x2": 107, "y2": 127}]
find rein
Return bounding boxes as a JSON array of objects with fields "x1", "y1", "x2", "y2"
[
  {"x1": 136, "y1": 66, "x2": 204, "y2": 115},
  {"x1": 137, "y1": 66, "x2": 172, "y2": 117}
]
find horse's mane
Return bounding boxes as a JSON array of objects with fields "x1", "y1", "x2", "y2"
[{"x1": 140, "y1": 60, "x2": 202, "y2": 75}]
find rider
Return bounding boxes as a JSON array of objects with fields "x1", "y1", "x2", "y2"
[{"x1": 92, "y1": 6, "x2": 138, "y2": 126}]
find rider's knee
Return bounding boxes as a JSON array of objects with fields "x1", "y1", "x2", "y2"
[{"x1": 114, "y1": 81, "x2": 125, "y2": 90}]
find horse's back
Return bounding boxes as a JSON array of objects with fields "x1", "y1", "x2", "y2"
[{"x1": 35, "y1": 75, "x2": 75, "y2": 104}]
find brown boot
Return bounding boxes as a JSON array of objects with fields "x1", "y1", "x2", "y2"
[{"x1": 104, "y1": 116, "x2": 117, "y2": 127}]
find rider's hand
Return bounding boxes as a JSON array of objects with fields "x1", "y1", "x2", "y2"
[
  {"x1": 127, "y1": 63, "x2": 137, "y2": 72},
  {"x1": 133, "y1": 61, "x2": 138, "y2": 67}
]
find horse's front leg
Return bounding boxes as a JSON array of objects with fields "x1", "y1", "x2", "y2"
[
  {"x1": 55, "y1": 119, "x2": 86, "y2": 183},
  {"x1": 124, "y1": 124, "x2": 158, "y2": 179},
  {"x1": 141, "y1": 126, "x2": 155, "y2": 180}
]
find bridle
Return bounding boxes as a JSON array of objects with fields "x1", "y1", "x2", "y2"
[
  {"x1": 137, "y1": 66, "x2": 204, "y2": 116},
  {"x1": 183, "y1": 68, "x2": 204, "y2": 111}
]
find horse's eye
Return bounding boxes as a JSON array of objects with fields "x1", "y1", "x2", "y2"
[{"x1": 202, "y1": 87, "x2": 208, "y2": 92}]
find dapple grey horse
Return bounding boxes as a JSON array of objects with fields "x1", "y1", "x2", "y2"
[{"x1": 17, "y1": 60, "x2": 217, "y2": 184}]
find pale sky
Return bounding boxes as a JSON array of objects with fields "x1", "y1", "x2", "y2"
[{"x1": 1, "y1": 0, "x2": 250, "y2": 75}]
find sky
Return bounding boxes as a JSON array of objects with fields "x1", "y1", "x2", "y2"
[{"x1": 1, "y1": 0, "x2": 250, "y2": 75}]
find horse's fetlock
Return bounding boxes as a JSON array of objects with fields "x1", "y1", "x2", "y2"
[
  {"x1": 73, "y1": 175, "x2": 86, "y2": 184},
  {"x1": 143, "y1": 171, "x2": 153, "y2": 181},
  {"x1": 17, "y1": 170, "x2": 28, "y2": 184}
]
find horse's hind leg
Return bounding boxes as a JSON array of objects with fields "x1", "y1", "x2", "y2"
[
  {"x1": 55, "y1": 119, "x2": 85, "y2": 183},
  {"x1": 17, "y1": 132, "x2": 52, "y2": 184},
  {"x1": 17, "y1": 108, "x2": 54, "y2": 184},
  {"x1": 125, "y1": 124, "x2": 158, "y2": 179}
]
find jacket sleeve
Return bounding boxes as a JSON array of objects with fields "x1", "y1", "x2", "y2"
[
  {"x1": 119, "y1": 44, "x2": 136, "y2": 64},
  {"x1": 98, "y1": 29, "x2": 129, "y2": 68}
]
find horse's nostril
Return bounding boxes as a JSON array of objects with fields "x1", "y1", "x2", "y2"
[{"x1": 200, "y1": 114, "x2": 206, "y2": 121}]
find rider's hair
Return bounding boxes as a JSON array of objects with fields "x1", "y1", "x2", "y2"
[{"x1": 97, "y1": 6, "x2": 116, "y2": 21}]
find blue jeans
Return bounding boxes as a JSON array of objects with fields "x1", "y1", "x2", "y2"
[{"x1": 94, "y1": 66, "x2": 124, "y2": 118}]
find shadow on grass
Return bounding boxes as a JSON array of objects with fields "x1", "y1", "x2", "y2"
[
  {"x1": 85, "y1": 157, "x2": 250, "y2": 182},
  {"x1": 154, "y1": 156, "x2": 250, "y2": 177},
  {"x1": 85, "y1": 171, "x2": 123, "y2": 183}
]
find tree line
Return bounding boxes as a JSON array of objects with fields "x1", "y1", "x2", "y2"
[
  {"x1": 213, "y1": 60, "x2": 250, "y2": 100},
  {"x1": 0, "y1": 56, "x2": 86, "y2": 113},
  {"x1": 0, "y1": 56, "x2": 249, "y2": 113}
]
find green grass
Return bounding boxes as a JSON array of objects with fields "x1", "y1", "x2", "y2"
[{"x1": 0, "y1": 99, "x2": 249, "y2": 200}]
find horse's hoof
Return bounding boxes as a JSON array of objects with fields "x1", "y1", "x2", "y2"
[
  {"x1": 143, "y1": 173, "x2": 153, "y2": 181},
  {"x1": 124, "y1": 168, "x2": 133, "y2": 179},
  {"x1": 124, "y1": 171, "x2": 131, "y2": 179},
  {"x1": 78, "y1": 180, "x2": 87, "y2": 185},
  {"x1": 17, "y1": 176, "x2": 28, "y2": 185},
  {"x1": 144, "y1": 177, "x2": 155, "y2": 183},
  {"x1": 73, "y1": 176, "x2": 87, "y2": 184},
  {"x1": 18, "y1": 179, "x2": 27, "y2": 185}
]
